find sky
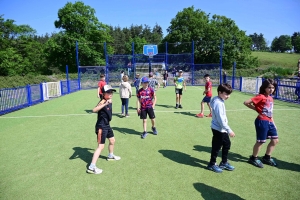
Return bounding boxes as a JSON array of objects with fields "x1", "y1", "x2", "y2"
[{"x1": 1, "y1": 0, "x2": 299, "y2": 46}]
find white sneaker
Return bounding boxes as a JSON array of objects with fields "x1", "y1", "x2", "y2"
[
  {"x1": 86, "y1": 166, "x2": 103, "y2": 174},
  {"x1": 107, "y1": 155, "x2": 121, "y2": 161}
]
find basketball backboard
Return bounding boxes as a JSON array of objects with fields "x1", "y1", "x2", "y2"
[{"x1": 143, "y1": 45, "x2": 158, "y2": 57}]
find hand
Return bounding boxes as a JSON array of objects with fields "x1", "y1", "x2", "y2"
[
  {"x1": 137, "y1": 108, "x2": 141, "y2": 116},
  {"x1": 106, "y1": 99, "x2": 112, "y2": 104},
  {"x1": 228, "y1": 132, "x2": 235, "y2": 137}
]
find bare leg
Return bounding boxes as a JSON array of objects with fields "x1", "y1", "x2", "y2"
[
  {"x1": 207, "y1": 102, "x2": 212, "y2": 114},
  {"x1": 265, "y1": 139, "x2": 279, "y2": 155},
  {"x1": 200, "y1": 102, "x2": 204, "y2": 114},
  {"x1": 143, "y1": 119, "x2": 147, "y2": 132},
  {"x1": 151, "y1": 118, "x2": 155, "y2": 127},
  {"x1": 179, "y1": 95, "x2": 182, "y2": 104},
  {"x1": 108, "y1": 137, "x2": 116, "y2": 154},
  {"x1": 176, "y1": 94, "x2": 179, "y2": 104},
  {"x1": 91, "y1": 143, "x2": 104, "y2": 164},
  {"x1": 252, "y1": 142, "x2": 263, "y2": 157}
]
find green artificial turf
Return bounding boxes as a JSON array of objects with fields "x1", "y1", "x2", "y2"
[{"x1": 1, "y1": 86, "x2": 300, "y2": 199}]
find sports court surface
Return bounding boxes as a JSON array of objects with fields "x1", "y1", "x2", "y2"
[{"x1": 1, "y1": 86, "x2": 300, "y2": 199}]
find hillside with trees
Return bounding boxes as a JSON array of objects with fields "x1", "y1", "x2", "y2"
[{"x1": 0, "y1": 1, "x2": 299, "y2": 88}]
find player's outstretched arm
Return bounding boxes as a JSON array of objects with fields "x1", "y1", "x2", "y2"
[{"x1": 93, "y1": 99, "x2": 111, "y2": 113}]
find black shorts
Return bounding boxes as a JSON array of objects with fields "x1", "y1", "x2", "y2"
[
  {"x1": 95, "y1": 127, "x2": 114, "y2": 144},
  {"x1": 175, "y1": 88, "x2": 183, "y2": 95},
  {"x1": 140, "y1": 107, "x2": 155, "y2": 120}
]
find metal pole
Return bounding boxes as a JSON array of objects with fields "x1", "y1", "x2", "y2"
[
  {"x1": 66, "y1": 65, "x2": 70, "y2": 94},
  {"x1": 232, "y1": 62, "x2": 236, "y2": 89},
  {"x1": 192, "y1": 40, "x2": 194, "y2": 86},
  {"x1": 76, "y1": 41, "x2": 81, "y2": 90},
  {"x1": 219, "y1": 38, "x2": 223, "y2": 84}
]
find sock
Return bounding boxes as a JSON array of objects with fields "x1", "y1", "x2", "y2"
[
  {"x1": 251, "y1": 155, "x2": 257, "y2": 160},
  {"x1": 89, "y1": 163, "x2": 96, "y2": 169},
  {"x1": 264, "y1": 154, "x2": 271, "y2": 159},
  {"x1": 108, "y1": 153, "x2": 113, "y2": 157}
]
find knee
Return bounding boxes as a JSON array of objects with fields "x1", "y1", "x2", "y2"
[
  {"x1": 109, "y1": 137, "x2": 116, "y2": 145},
  {"x1": 272, "y1": 139, "x2": 279, "y2": 145}
]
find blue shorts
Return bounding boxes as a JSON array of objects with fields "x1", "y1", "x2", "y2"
[
  {"x1": 255, "y1": 118, "x2": 278, "y2": 143},
  {"x1": 202, "y1": 96, "x2": 211, "y2": 103}
]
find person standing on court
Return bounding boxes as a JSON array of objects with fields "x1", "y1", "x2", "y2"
[{"x1": 174, "y1": 70, "x2": 186, "y2": 109}]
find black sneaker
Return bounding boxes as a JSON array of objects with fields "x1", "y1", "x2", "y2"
[
  {"x1": 262, "y1": 157, "x2": 277, "y2": 166},
  {"x1": 141, "y1": 131, "x2": 148, "y2": 139},
  {"x1": 178, "y1": 105, "x2": 182, "y2": 108},
  {"x1": 152, "y1": 127, "x2": 158, "y2": 135},
  {"x1": 248, "y1": 157, "x2": 264, "y2": 168},
  {"x1": 175, "y1": 104, "x2": 178, "y2": 109}
]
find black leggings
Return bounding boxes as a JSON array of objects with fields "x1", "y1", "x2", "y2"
[{"x1": 209, "y1": 128, "x2": 231, "y2": 165}]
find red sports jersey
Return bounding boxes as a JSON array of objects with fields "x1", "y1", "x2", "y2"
[
  {"x1": 205, "y1": 81, "x2": 212, "y2": 97},
  {"x1": 137, "y1": 87, "x2": 155, "y2": 110},
  {"x1": 251, "y1": 94, "x2": 273, "y2": 122},
  {"x1": 98, "y1": 80, "x2": 106, "y2": 95}
]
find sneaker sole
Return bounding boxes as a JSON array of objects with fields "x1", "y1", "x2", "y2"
[
  {"x1": 262, "y1": 159, "x2": 277, "y2": 167},
  {"x1": 207, "y1": 167, "x2": 223, "y2": 173},
  {"x1": 86, "y1": 169, "x2": 103, "y2": 174},
  {"x1": 107, "y1": 158, "x2": 120, "y2": 161},
  {"x1": 219, "y1": 166, "x2": 235, "y2": 171},
  {"x1": 248, "y1": 160, "x2": 264, "y2": 168}
]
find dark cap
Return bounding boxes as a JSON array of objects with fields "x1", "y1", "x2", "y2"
[{"x1": 141, "y1": 77, "x2": 149, "y2": 83}]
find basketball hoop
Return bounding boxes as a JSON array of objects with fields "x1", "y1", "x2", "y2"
[{"x1": 148, "y1": 52, "x2": 153, "y2": 59}]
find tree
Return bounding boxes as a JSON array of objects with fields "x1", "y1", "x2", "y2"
[
  {"x1": 249, "y1": 33, "x2": 267, "y2": 51},
  {"x1": 291, "y1": 32, "x2": 300, "y2": 53},
  {"x1": 164, "y1": 6, "x2": 257, "y2": 69},
  {"x1": 0, "y1": 15, "x2": 48, "y2": 76},
  {"x1": 271, "y1": 35, "x2": 292, "y2": 52},
  {"x1": 293, "y1": 36, "x2": 300, "y2": 54},
  {"x1": 50, "y1": 1, "x2": 113, "y2": 72}
]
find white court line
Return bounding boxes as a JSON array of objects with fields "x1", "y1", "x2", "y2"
[{"x1": 0, "y1": 108, "x2": 299, "y2": 119}]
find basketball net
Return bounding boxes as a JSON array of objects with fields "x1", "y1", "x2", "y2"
[{"x1": 148, "y1": 52, "x2": 153, "y2": 59}]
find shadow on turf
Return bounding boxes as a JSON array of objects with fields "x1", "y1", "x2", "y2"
[
  {"x1": 155, "y1": 104, "x2": 175, "y2": 108},
  {"x1": 270, "y1": 157, "x2": 300, "y2": 172},
  {"x1": 85, "y1": 109, "x2": 93, "y2": 113},
  {"x1": 193, "y1": 145, "x2": 249, "y2": 163},
  {"x1": 193, "y1": 183, "x2": 245, "y2": 200},
  {"x1": 112, "y1": 126, "x2": 141, "y2": 135},
  {"x1": 158, "y1": 150, "x2": 209, "y2": 169},
  {"x1": 174, "y1": 111, "x2": 196, "y2": 117},
  {"x1": 194, "y1": 145, "x2": 300, "y2": 172},
  {"x1": 69, "y1": 147, "x2": 107, "y2": 168}
]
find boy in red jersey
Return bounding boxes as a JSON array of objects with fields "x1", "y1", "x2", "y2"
[
  {"x1": 97, "y1": 74, "x2": 106, "y2": 99},
  {"x1": 196, "y1": 74, "x2": 212, "y2": 118},
  {"x1": 244, "y1": 79, "x2": 279, "y2": 168},
  {"x1": 136, "y1": 77, "x2": 158, "y2": 139}
]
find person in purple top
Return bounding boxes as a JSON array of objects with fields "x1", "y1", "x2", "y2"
[{"x1": 136, "y1": 76, "x2": 158, "y2": 139}]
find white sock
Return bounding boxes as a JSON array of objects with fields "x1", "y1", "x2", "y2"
[
  {"x1": 89, "y1": 163, "x2": 96, "y2": 169},
  {"x1": 108, "y1": 153, "x2": 113, "y2": 157}
]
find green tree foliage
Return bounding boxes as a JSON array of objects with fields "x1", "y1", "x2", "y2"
[
  {"x1": 164, "y1": 6, "x2": 257, "y2": 69},
  {"x1": 291, "y1": 32, "x2": 300, "y2": 53},
  {"x1": 109, "y1": 24, "x2": 163, "y2": 55},
  {"x1": 271, "y1": 35, "x2": 292, "y2": 52},
  {"x1": 249, "y1": 33, "x2": 267, "y2": 51},
  {"x1": 48, "y1": 1, "x2": 113, "y2": 72},
  {"x1": 0, "y1": 15, "x2": 48, "y2": 76}
]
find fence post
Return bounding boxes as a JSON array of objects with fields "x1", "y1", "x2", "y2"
[
  {"x1": 275, "y1": 78, "x2": 279, "y2": 99},
  {"x1": 76, "y1": 41, "x2": 81, "y2": 90},
  {"x1": 232, "y1": 62, "x2": 236, "y2": 89},
  {"x1": 219, "y1": 39, "x2": 224, "y2": 84},
  {"x1": 27, "y1": 84, "x2": 32, "y2": 106},
  {"x1": 66, "y1": 65, "x2": 70, "y2": 94},
  {"x1": 40, "y1": 83, "x2": 44, "y2": 102},
  {"x1": 239, "y1": 76, "x2": 243, "y2": 91}
]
